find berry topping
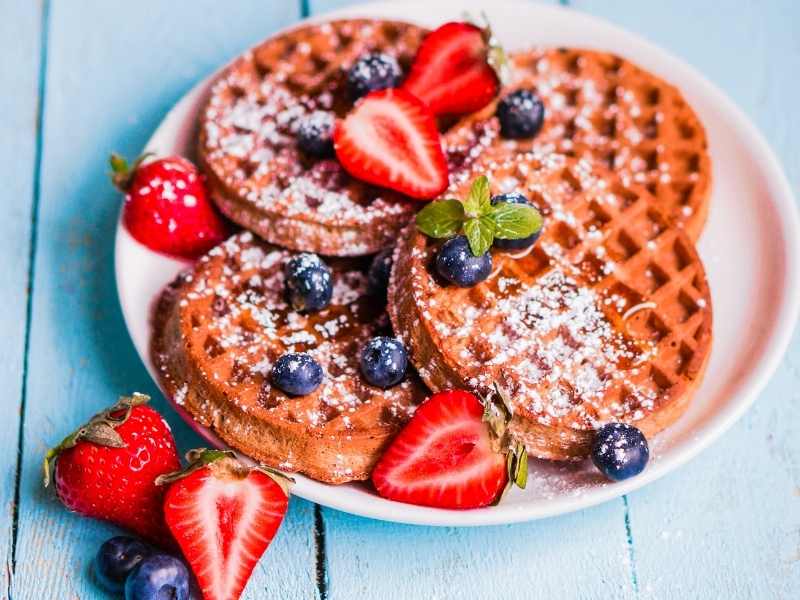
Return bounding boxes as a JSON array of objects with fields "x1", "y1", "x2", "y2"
[
  {"x1": 371, "y1": 389, "x2": 526, "y2": 508},
  {"x1": 124, "y1": 554, "x2": 190, "y2": 600},
  {"x1": 296, "y1": 110, "x2": 335, "y2": 158},
  {"x1": 94, "y1": 536, "x2": 152, "y2": 593},
  {"x1": 402, "y1": 21, "x2": 502, "y2": 116},
  {"x1": 435, "y1": 235, "x2": 492, "y2": 287},
  {"x1": 271, "y1": 352, "x2": 324, "y2": 396},
  {"x1": 159, "y1": 449, "x2": 291, "y2": 600},
  {"x1": 490, "y1": 192, "x2": 544, "y2": 250},
  {"x1": 591, "y1": 423, "x2": 650, "y2": 481},
  {"x1": 43, "y1": 393, "x2": 180, "y2": 546},
  {"x1": 346, "y1": 52, "x2": 402, "y2": 99},
  {"x1": 110, "y1": 154, "x2": 228, "y2": 259},
  {"x1": 359, "y1": 336, "x2": 408, "y2": 388},
  {"x1": 496, "y1": 89, "x2": 546, "y2": 139},
  {"x1": 367, "y1": 247, "x2": 393, "y2": 300},
  {"x1": 333, "y1": 88, "x2": 448, "y2": 199},
  {"x1": 284, "y1": 253, "x2": 333, "y2": 313}
]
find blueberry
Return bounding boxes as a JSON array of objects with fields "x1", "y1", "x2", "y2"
[
  {"x1": 591, "y1": 423, "x2": 650, "y2": 481},
  {"x1": 496, "y1": 89, "x2": 545, "y2": 139},
  {"x1": 296, "y1": 111, "x2": 335, "y2": 158},
  {"x1": 271, "y1": 352, "x2": 324, "y2": 396},
  {"x1": 124, "y1": 554, "x2": 190, "y2": 600},
  {"x1": 285, "y1": 253, "x2": 333, "y2": 313},
  {"x1": 347, "y1": 53, "x2": 402, "y2": 99},
  {"x1": 435, "y1": 236, "x2": 493, "y2": 287},
  {"x1": 490, "y1": 192, "x2": 544, "y2": 250},
  {"x1": 367, "y1": 248, "x2": 393, "y2": 300},
  {"x1": 94, "y1": 536, "x2": 152, "y2": 593},
  {"x1": 359, "y1": 337, "x2": 408, "y2": 388}
]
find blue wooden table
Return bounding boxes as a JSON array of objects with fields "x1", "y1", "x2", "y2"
[{"x1": 2, "y1": 0, "x2": 798, "y2": 598}]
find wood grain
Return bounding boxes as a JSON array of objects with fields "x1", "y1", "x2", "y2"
[
  {"x1": 9, "y1": 2, "x2": 317, "y2": 599},
  {"x1": 0, "y1": 0, "x2": 41, "y2": 597}
]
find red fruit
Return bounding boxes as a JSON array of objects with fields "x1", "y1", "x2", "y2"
[
  {"x1": 111, "y1": 153, "x2": 228, "y2": 259},
  {"x1": 372, "y1": 389, "x2": 528, "y2": 509},
  {"x1": 402, "y1": 22, "x2": 501, "y2": 117},
  {"x1": 43, "y1": 393, "x2": 181, "y2": 546},
  {"x1": 333, "y1": 88, "x2": 448, "y2": 200},
  {"x1": 160, "y1": 449, "x2": 291, "y2": 600}
]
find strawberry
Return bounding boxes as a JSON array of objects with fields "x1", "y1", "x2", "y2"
[
  {"x1": 159, "y1": 449, "x2": 291, "y2": 600},
  {"x1": 402, "y1": 22, "x2": 504, "y2": 117},
  {"x1": 371, "y1": 388, "x2": 527, "y2": 509},
  {"x1": 110, "y1": 153, "x2": 228, "y2": 259},
  {"x1": 333, "y1": 88, "x2": 448, "y2": 200},
  {"x1": 43, "y1": 393, "x2": 181, "y2": 546}
]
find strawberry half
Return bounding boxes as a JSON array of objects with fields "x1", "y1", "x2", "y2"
[
  {"x1": 333, "y1": 88, "x2": 448, "y2": 200},
  {"x1": 371, "y1": 389, "x2": 527, "y2": 509},
  {"x1": 159, "y1": 449, "x2": 291, "y2": 600},
  {"x1": 402, "y1": 22, "x2": 502, "y2": 117},
  {"x1": 43, "y1": 393, "x2": 181, "y2": 546}
]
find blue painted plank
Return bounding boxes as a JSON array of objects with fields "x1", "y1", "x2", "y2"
[
  {"x1": 11, "y1": 1, "x2": 317, "y2": 599},
  {"x1": 307, "y1": 1, "x2": 636, "y2": 598},
  {"x1": 0, "y1": 0, "x2": 40, "y2": 596},
  {"x1": 571, "y1": 1, "x2": 800, "y2": 597}
]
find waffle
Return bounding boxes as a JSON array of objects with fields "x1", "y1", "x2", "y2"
[
  {"x1": 445, "y1": 48, "x2": 712, "y2": 241},
  {"x1": 198, "y1": 19, "x2": 428, "y2": 256},
  {"x1": 152, "y1": 231, "x2": 426, "y2": 483},
  {"x1": 389, "y1": 151, "x2": 712, "y2": 460}
]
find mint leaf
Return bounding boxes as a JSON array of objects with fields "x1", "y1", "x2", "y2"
[
  {"x1": 463, "y1": 175, "x2": 491, "y2": 217},
  {"x1": 464, "y1": 215, "x2": 495, "y2": 256},
  {"x1": 415, "y1": 200, "x2": 465, "y2": 238},
  {"x1": 490, "y1": 202, "x2": 543, "y2": 239}
]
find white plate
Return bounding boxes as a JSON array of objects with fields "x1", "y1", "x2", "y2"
[{"x1": 115, "y1": 0, "x2": 800, "y2": 526}]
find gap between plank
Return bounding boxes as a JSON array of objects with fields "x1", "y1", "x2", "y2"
[
  {"x1": 622, "y1": 495, "x2": 640, "y2": 597},
  {"x1": 314, "y1": 504, "x2": 329, "y2": 600},
  {"x1": 9, "y1": 0, "x2": 51, "y2": 590}
]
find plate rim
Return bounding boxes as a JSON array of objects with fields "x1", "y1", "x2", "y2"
[{"x1": 115, "y1": 0, "x2": 800, "y2": 526}]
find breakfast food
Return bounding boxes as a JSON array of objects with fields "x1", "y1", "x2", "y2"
[
  {"x1": 198, "y1": 19, "x2": 431, "y2": 256},
  {"x1": 151, "y1": 231, "x2": 426, "y2": 483},
  {"x1": 389, "y1": 151, "x2": 712, "y2": 460},
  {"x1": 445, "y1": 48, "x2": 712, "y2": 240}
]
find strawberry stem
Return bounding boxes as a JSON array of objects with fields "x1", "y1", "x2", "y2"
[
  {"x1": 109, "y1": 151, "x2": 154, "y2": 192},
  {"x1": 42, "y1": 393, "x2": 150, "y2": 487}
]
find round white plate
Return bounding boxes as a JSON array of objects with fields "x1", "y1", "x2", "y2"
[{"x1": 116, "y1": 0, "x2": 800, "y2": 526}]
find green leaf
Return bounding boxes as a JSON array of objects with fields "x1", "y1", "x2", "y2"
[
  {"x1": 463, "y1": 175, "x2": 491, "y2": 217},
  {"x1": 464, "y1": 215, "x2": 495, "y2": 256},
  {"x1": 415, "y1": 200, "x2": 466, "y2": 238},
  {"x1": 490, "y1": 202, "x2": 543, "y2": 240}
]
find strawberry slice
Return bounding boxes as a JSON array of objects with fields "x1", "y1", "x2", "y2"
[
  {"x1": 402, "y1": 22, "x2": 501, "y2": 117},
  {"x1": 159, "y1": 450, "x2": 291, "y2": 600},
  {"x1": 371, "y1": 389, "x2": 526, "y2": 509},
  {"x1": 333, "y1": 88, "x2": 448, "y2": 200}
]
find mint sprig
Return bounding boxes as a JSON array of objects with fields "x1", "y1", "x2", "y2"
[{"x1": 415, "y1": 175, "x2": 543, "y2": 256}]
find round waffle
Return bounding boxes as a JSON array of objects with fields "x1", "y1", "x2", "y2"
[
  {"x1": 198, "y1": 20, "x2": 427, "y2": 256},
  {"x1": 445, "y1": 48, "x2": 712, "y2": 241},
  {"x1": 389, "y1": 151, "x2": 712, "y2": 460},
  {"x1": 152, "y1": 231, "x2": 426, "y2": 483}
]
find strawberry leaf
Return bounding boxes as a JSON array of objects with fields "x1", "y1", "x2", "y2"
[
  {"x1": 415, "y1": 199, "x2": 466, "y2": 238},
  {"x1": 464, "y1": 215, "x2": 495, "y2": 256},
  {"x1": 491, "y1": 202, "x2": 543, "y2": 239},
  {"x1": 463, "y1": 175, "x2": 491, "y2": 217}
]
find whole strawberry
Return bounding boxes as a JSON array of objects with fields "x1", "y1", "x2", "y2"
[
  {"x1": 111, "y1": 153, "x2": 228, "y2": 259},
  {"x1": 43, "y1": 393, "x2": 181, "y2": 546}
]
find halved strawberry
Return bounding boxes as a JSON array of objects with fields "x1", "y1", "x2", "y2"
[
  {"x1": 333, "y1": 88, "x2": 448, "y2": 200},
  {"x1": 159, "y1": 449, "x2": 291, "y2": 600},
  {"x1": 371, "y1": 389, "x2": 527, "y2": 509},
  {"x1": 402, "y1": 22, "x2": 502, "y2": 117}
]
